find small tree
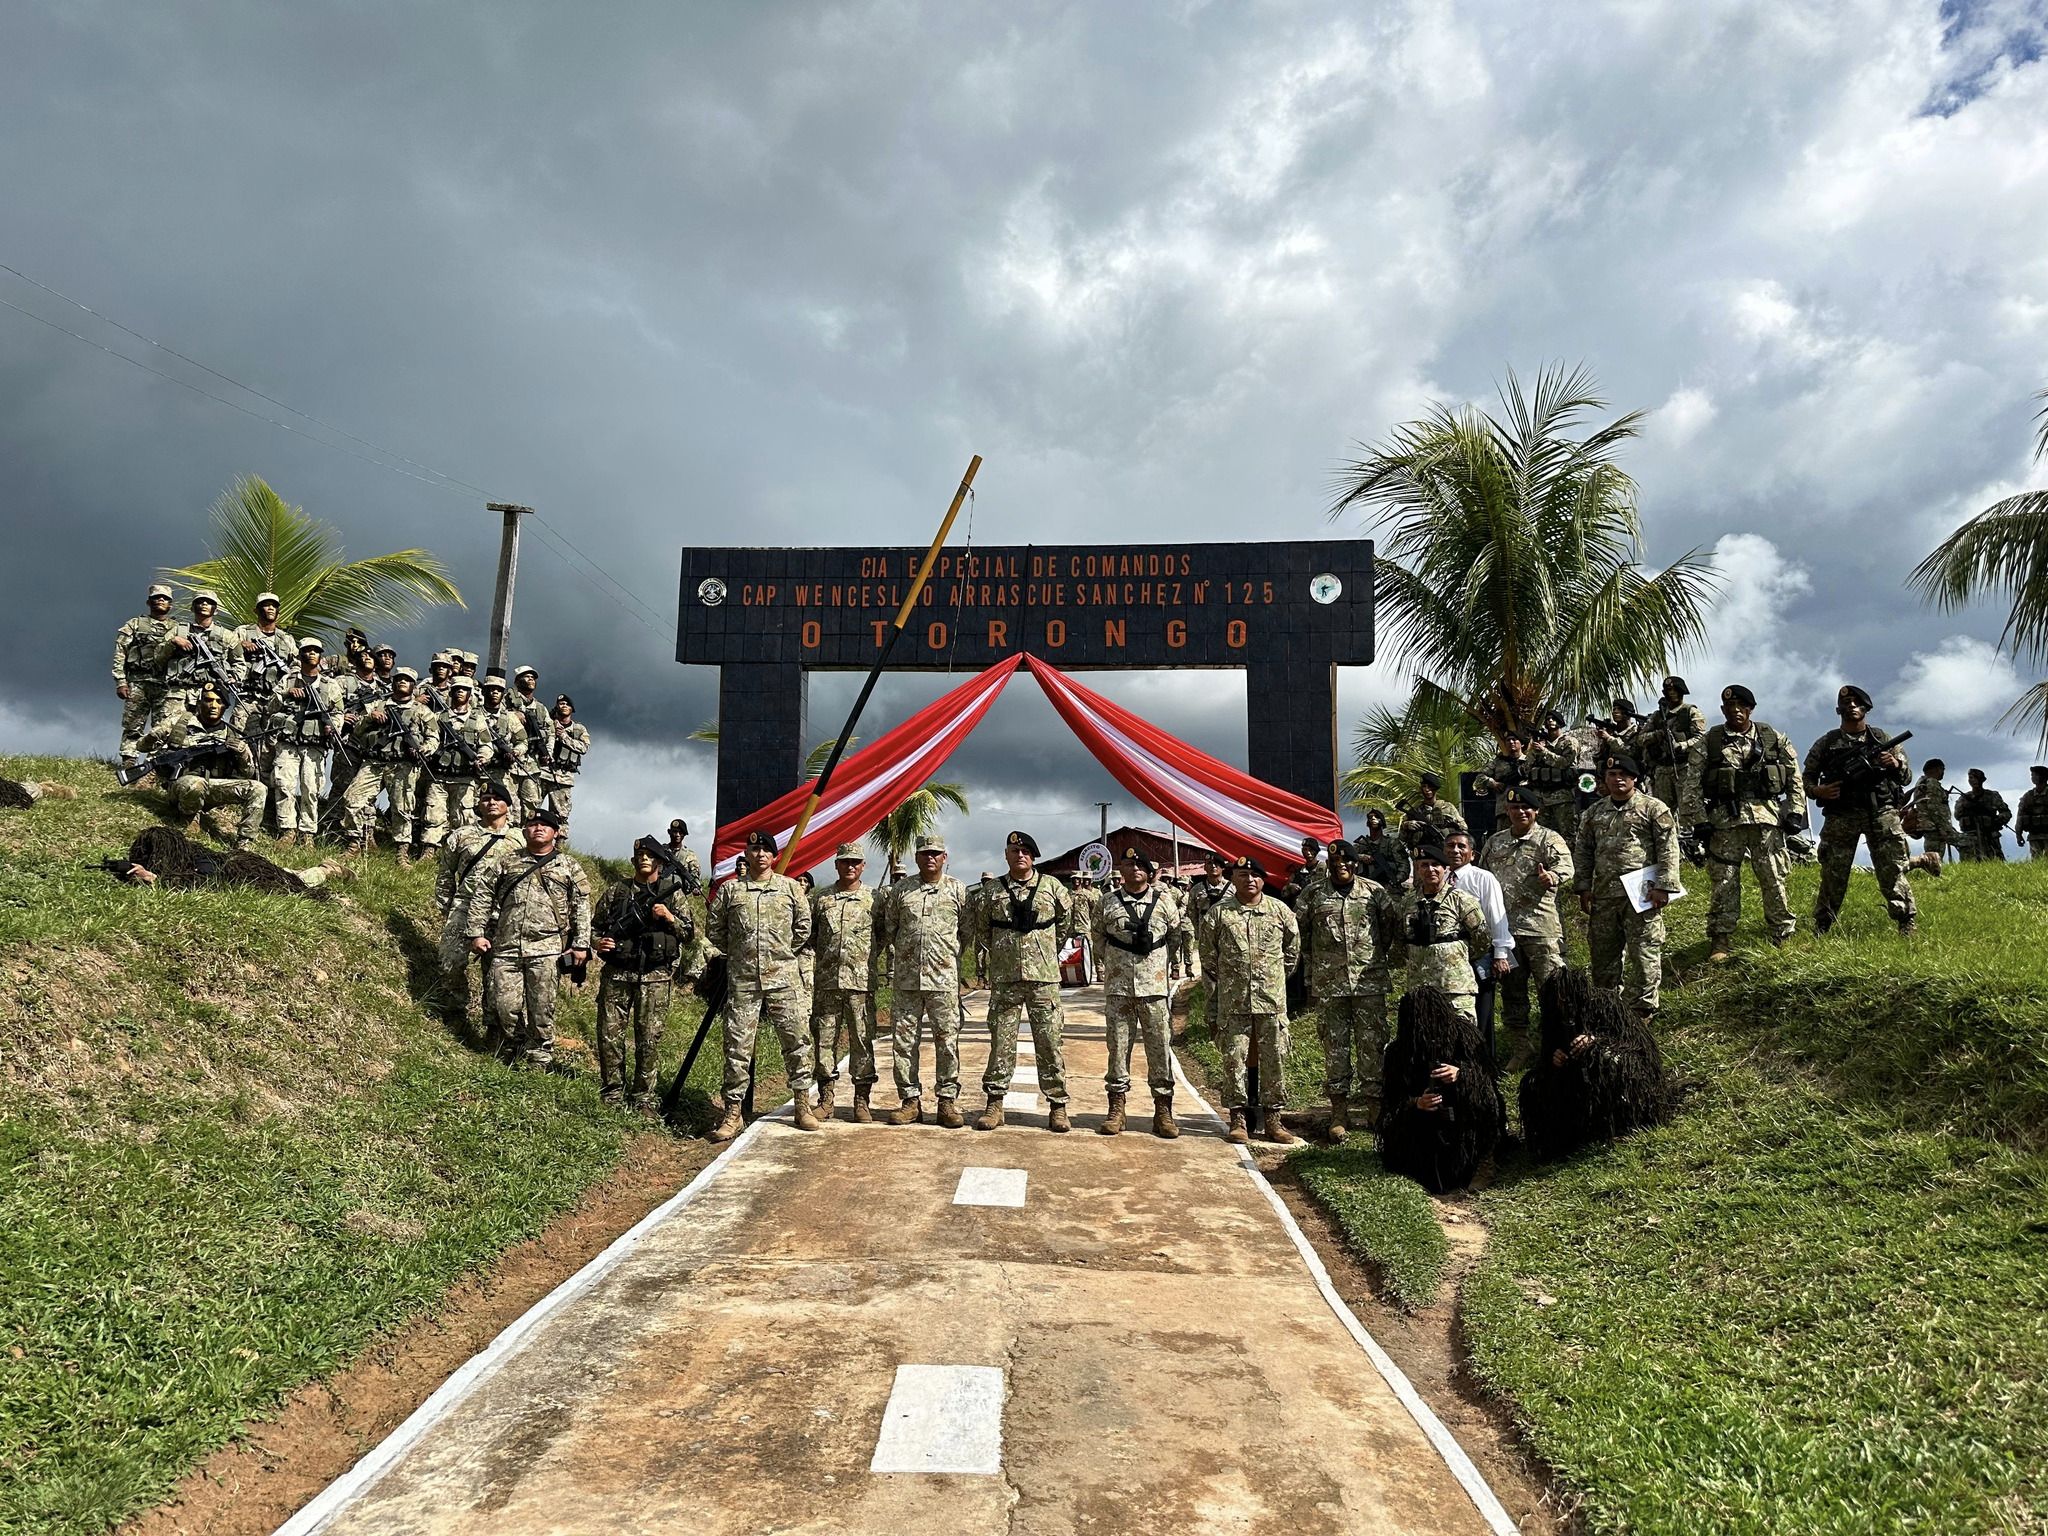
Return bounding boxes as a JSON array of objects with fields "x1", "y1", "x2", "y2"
[
  {"x1": 869, "y1": 783, "x2": 971, "y2": 883},
  {"x1": 1341, "y1": 681, "x2": 1490, "y2": 814}
]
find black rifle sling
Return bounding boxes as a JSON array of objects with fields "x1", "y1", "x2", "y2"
[
  {"x1": 457, "y1": 832, "x2": 510, "y2": 888},
  {"x1": 1103, "y1": 892, "x2": 1163, "y2": 955}
]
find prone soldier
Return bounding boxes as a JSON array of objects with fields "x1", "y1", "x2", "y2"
[
  {"x1": 876, "y1": 833, "x2": 973, "y2": 1126},
  {"x1": 1302, "y1": 839, "x2": 1399, "y2": 1139},
  {"x1": 434, "y1": 781, "x2": 519, "y2": 1046},
  {"x1": 1681, "y1": 683, "x2": 1805, "y2": 960},
  {"x1": 267, "y1": 637, "x2": 345, "y2": 848},
  {"x1": 593, "y1": 834, "x2": 703, "y2": 1115},
  {"x1": 704, "y1": 830, "x2": 815, "y2": 1142},
  {"x1": 1198, "y1": 855, "x2": 1301, "y2": 1145},
  {"x1": 1803, "y1": 685, "x2": 1915, "y2": 937},
  {"x1": 971, "y1": 830, "x2": 1075, "y2": 1132},
  {"x1": 466, "y1": 807, "x2": 591, "y2": 1073},
  {"x1": 809, "y1": 844, "x2": 880, "y2": 1121},
  {"x1": 1953, "y1": 769, "x2": 2011, "y2": 862},
  {"x1": 1573, "y1": 754, "x2": 1682, "y2": 1018},
  {"x1": 1093, "y1": 844, "x2": 1187, "y2": 1138},
  {"x1": 113, "y1": 583, "x2": 176, "y2": 760}
]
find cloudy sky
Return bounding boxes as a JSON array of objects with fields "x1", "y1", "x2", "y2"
[{"x1": 5, "y1": 0, "x2": 2046, "y2": 871}]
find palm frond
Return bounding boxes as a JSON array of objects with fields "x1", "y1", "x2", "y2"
[{"x1": 1907, "y1": 490, "x2": 2048, "y2": 665}]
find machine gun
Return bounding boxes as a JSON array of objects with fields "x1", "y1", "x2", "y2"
[{"x1": 115, "y1": 740, "x2": 245, "y2": 788}]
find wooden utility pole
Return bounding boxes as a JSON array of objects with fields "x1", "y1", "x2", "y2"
[
  {"x1": 484, "y1": 503, "x2": 532, "y2": 677},
  {"x1": 1096, "y1": 801, "x2": 1112, "y2": 842}
]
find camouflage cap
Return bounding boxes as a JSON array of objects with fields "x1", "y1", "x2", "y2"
[
  {"x1": 429, "y1": 652, "x2": 454, "y2": 669},
  {"x1": 297, "y1": 635, "x2": 325, "y2": 653},
  {"x1": 915, "y1": 833, "x2": 946, "y2": 853},
  {"x1": 255, "y1": 591, "x2": 281, "y2": 608},
  {"x1": 393, "y1": 665, "x2": 419, "y2": 682},
  {"x1": 446, "y1": 675, "x2": 474, "y2": 693},
  {"x1": 147, "y1": 582, "x2": 172, "y2": 599},
  {"x1": 190, "y1": 589, "x2": 219, "y2": 607},
  {"x1": 513, "y1": 664, "x2": 538, "y2": 679},
  {"x1": 834, "y1": 842, "x2": 866, "y2": 861},
  {"x1": 461, "y1": 650, "x2": 479, "y2": 665},
  {"x1": 371, "y1": 642, "x2": 397, "y2": 656}
]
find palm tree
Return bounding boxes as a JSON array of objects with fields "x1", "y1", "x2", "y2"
[
  {"x1": 1340, "y1": 680, "x2": 1490, "y2": 813},
  {"x1": 1909, "y1": 388, "x2": 2048, "y2": 744},
  {"x1": 1329, "y1": 364, "x2": 1719, "y2": 745},
  {"x1": 162, "y1": 475, "x2": 462, "y2": 638},
  {"x1": 687, "y1": 722, "x2": 853, "y2": 779},
  {"x1": 869, "y1": 782, "x2": 971, "y2": 882}
]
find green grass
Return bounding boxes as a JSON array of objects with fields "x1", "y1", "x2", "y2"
[
  {"x1": 0, "y1": 756, "x2": 731, "y2": 1536},
  {"x1": 1290, "y1": 1140, "x2": 1449, "y2": 1307}
]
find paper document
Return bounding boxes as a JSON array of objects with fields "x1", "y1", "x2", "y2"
[{"x1": 1619, "y1": 865, "x2": 1685, "y2": 914}]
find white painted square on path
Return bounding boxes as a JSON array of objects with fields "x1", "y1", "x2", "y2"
[
  {"x1": 1002, "y1": 1091, "x2": 1039, "y2": 1111},
  {"x1": 870, "y1": 1364, "x2": 1005, "y2": 1475},
  {"x1": 953, "y1": 1167, "x2": 1029, "y2": 1208},
  {"x1": 1009, "y1": 1067, "x2": 1039, "y2": 1088}
]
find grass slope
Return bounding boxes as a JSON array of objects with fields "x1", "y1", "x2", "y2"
[{"x1": 0, "y1": 756, "x2": 738, "y2": 1536}]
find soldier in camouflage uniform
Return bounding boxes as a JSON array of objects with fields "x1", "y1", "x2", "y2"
[
  {"x1": 233, "y1": 593, "x2": 297, "y2": 702},
  {"x1": 809, "y1": 844, "x2": 879, "y2": 1121},
  {"x1": 538, "y1": 694, "x2": 591, "y2": 838},
  {"x1": 1400, "y1": 771, "x2": 1468, "y2": 850},
  {"x1": 475, "y1": 675, "x2": 531, "y2": 792},
  {"x1": 322, "y1": 644, "x2": 386, "y2": 823},
  {"x1": 1472, "y1": 732, "x2": 1539, "y2": 821},
  {"x1": 266, "y1": 637, "x2": 345, "y2": 847},
  {"x1": 664, "y1": 819, "x2": 705, "y2": 890},
  {"x1": 1637, "y1": 676, "x2": 1708, "y2": 813},
  {"x1": 141, "y1": 682, "x2": 267, "y2": 848},
  {"x1": 878, "y1": 834, "x2": 972, "y2": 1126},
  {"x1": 593, "y1": 834, "x2": 703, "y2": 1115},
  {"x1": 434, "y1": 781, "x2": 518, "y2": 1046},
  {"x1": 1680, "y1": 684, "x2": 1803, "y2": 960},
  {"x1": 1532, "y1": 712, "x2": 1588, "y2": 842},
  {"x1": 1590, "y1": 698, "x2": 1642, "y2": 766},
  {"x1": 2017, "y1": 767, "x2": 2048, "y2": 860},
  {"x1": 1478, "y1": 787, "x2": 1574, "y2": 1060},
  {"x1": 509, "y1": 665, "x2": 551, "y2": 821},
  {"x1": 972, "y1": 830, "x2": 1076, "y2": 1132},
  {"x1": 1910, "y1": 759, "x2": 1960, "y2": 863},
  {"x1": 1803, "y1": 685, "x2": 1915, "y2": 936},
  {"x1": 1953, "y1": 769, "x2": 2011, "y2": 862},
  {"x1": 1092, "y1": 844, "x2": 1186, "y2": 1138},
  {"x1": 1198, "y1": 856, "x2": 1301, "y2": 1145},
  {"x1": 157, "y1": 591, "x2": 241, "y2": 725},
  {"x1": 1395, "y1": 841, "x2": 1489, "y2": 1023},
  {"x1": 419, "y1": 653, "x2": 457, "y2": 715},
  {"x1": 704, "y1": 829, "x2": 816, "y2": 1141},
  {"x1": 113, "y1": 583, "x2": 176, "y2": 760},
  {"x1": 1354, "y1": 809, "x2": 1411, "y2": 889},
  {"x1": 1301, "y1": 839, "x2": 1399, "y2": 1139},
  {"x1": 467, "y1": 806, "x2": 590, "y2": 1073},
  {"x1": 342, "y1": 667, "x2": 439, "y2": 856},
  {"x1": 420, "y1": 677, "x2": 491, "y2": 851},
  {"x1": 1184, "y1": 852, "x2": 1234, "y2": 1033},
  {"x1": 1574, "y1": 754, "x2": 1683, "y2": 1017}
]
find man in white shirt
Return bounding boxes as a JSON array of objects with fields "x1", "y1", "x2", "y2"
[{"x1": 1444, "y1": 830, "x2": 1515, "y2": 1063}]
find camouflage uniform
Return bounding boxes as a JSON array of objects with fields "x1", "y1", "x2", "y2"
[
  {"x1": 1531, "y1": 730, "x2": 1587, "y2": 842},
  {"x1": 1910, "y1": 773, "x2": 1960, "y2": 861},
  {"x1": 342, "y1": 687, "x2": 440, "y2": 846},
  {"x1": 1681, "y1": 722, "x2": 1803, "y2": 948},
  {"x1": 1638, "y1": 699, "x2": 1708, "y2": 813},
  {"x1": 112, "y1": 603, "x2": 175, "y2": 758},
  {"x1": 232, "y1": 623, "x2": 297, "y2": 701},
  {"x1": 973, "y1": 871, "x2": 1075, "y2": 1105},
  {"x1": 1093, "y1": 882, "x2": 1185, "y2": 1097},
  {"x1": 141, "y1": 710, "x2": 267, "y2": 844},
  {"x1": 324, "y1": 668, "x2": 388, "y2": 819},
  {"x1": 1803, "y1": 726, "x2": 1915, "y2": 931},
  {"x1": 1198, "y1": 893, "x2": 1300, "y2": 1111},
  {"x1": 1394, "y1": 886, "x2": 1488, "y2": 1021},
  {"x1": 476, "y1": 700, "x2": 530, "y2": 790},
  {"x1": 421, "y1": 705, "x2": 493, "y2": 847},
  {"x1": 1301, "y1": 875, "x2": 1398, "y2": 1102},
  {"x1": 538, "y1": 716, "x2": 591, "y2": 827},
  {"x1": 1472, "y1": 752, "x2": 1537, "y2": 820},
  {"x1": 1184, "y1": 875, "x2": 1234, "y2": 1032},
  {"x1": 593, "y1": 870, "x2": 703, "y2": 1107},
  {"x1": 467, "y1": 847, "x2": 592, "y2": 1068},
  {"x1": 1399, "y1": 796, "x2": 1468, "y2": 850},
  {"x1": 156, "y1": 619, "x2": 240, "y2": 723},
  {"x1": 1354, "y1": 829, "x2": 1411, "y2": 890},
  {"x1": 706, "y1": 871, "x2": 813, "y2": 1106},
  {"x1": 1573, "y1": 791, "x2": 1683, "y2": 1015},
  {"x1": 1953, "y1": 786, "x2": 2011, "y2": 862},
  {"x1": 2018, "y1": 785, "x2": 2048, "y2": 861},
  {"x1": 510, "y1": 683, "x2": 551, "y2": 820},
  {"x1": 435, "y1": 821, "x2": 519, "y2": 1040},
  {"x1": 809, "y1": 878, "x2": 879, "y2": 1098},
  {"x1": 878, "y1": 872, "x2": 971, "y2": 1103},
  {"x1": 1477, "y1": 824, "x2": 1574, "y2": 1034},
  {"x1": 266, "y1": 670, "x2": 345, "y2": 838}
]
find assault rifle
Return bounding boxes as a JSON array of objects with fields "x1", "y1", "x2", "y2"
[
  {"x1": 280, "y1": 677, "x2": 338, "y2": 747},
  {"x1": 1810, "y1": 729, "x2": 1915, "y2": 808},
  {"x1": 115, "y1": 740, "x2": 245, "y2": 788},
  {"x1": 484, "y1": 715, "x2": 519, "y2": 772},
  {"x1": 245, "y1": 630, "x2": 290, "y2": 691},
  {"x1": 186, "y1": 628, "x2": 241, "y2": 715}
]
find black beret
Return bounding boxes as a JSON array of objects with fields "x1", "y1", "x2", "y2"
[
  {"x1": 480, "y1": 780, "x2": 512, "y2": 805},
  {"x1": 524, "y1": 807, "x2": 562, "y2": 829},
  {"x1": 669, "y1": 818, "x2": 689, "y2": 834},
  {"x1": 1503, "y1": 786, "x2": 1540, "y2": 808},
  {"x1": 1326, "y1": 840, "x2": 1356, "y2": 864},
  {"x1": 1412, "y1": 839, "x2": 1448, "y2": 866},
  {"x1": 745, "y1": 829, "x2": 779, "y2": 854},
  {"x1": 1005, "y1": 830, "x2": 1040, "y2": 857},
  {"x1": 633, "y1": 834, "x2": 666, "y2": 861},
  {"x1": 1418, "y1": 771, "x2": 1442, "y2": 790},
  {"x1": 1117, "y1": 845, "x2": 1156, "y2": 871},
  {"x1": 1233, "y1": 855, "x2": 1267, "y2": 880},
  {"x1": 1664, "y1": 675, "x2": 1690, "y2": 695},
  {"x1": 1605, "y1": 753, "x2": 1641, "y2": 779},
  {"x1": 1721, "y1": 684, "x2": 1757, "y2": 708},
  {"x1": 1838, "y1": 684, "x2": 1873, "y2": 710}
]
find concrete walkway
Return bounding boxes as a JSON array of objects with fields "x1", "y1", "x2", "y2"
[{"x1": 279, "y1": 988, "x2": 1508, "y2": 1535}]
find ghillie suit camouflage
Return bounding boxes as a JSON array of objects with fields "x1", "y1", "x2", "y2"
[
  {"x1": 1519, "y1": 967, "x2": 1672, "y2": 1161},
  {"x1": 110, "y1": 825, "x2": 330, "y2": 899},
  {"x1": 1375, "y1": 986, "x2": 1503, "y2": 1194},
  {"x1": 0, "y1": 777, "x2": 37, "y2": 809}
]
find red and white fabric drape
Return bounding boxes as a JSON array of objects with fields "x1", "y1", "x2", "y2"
[{"x1": 711, "y1": 653, "x2": 1343, "y2": 881}]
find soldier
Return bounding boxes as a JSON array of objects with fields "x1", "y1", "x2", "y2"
[
  {"x1": 877, "y1": 834, "x2": 972, "y2": 1126},
  {"x1": 663, "y1": 818, "x2": 705, "y2": 891},
  {"x1": 1681, "y1": 683, "x2": 1803, "y2": 962},
  {"x1": 372, "y1": 642, "x2": 399, "y2": 690},
  {"x1": 809, "y1": 843, "x2": 880, "y2": 1121},
  {"x1": 539, "y1": 694, "x2": 590, "y2": 836},
  {"x1": 705, "y1": 830, "x2": 815, "y2": 1140},
  {"x1": 329, "y1": 627, "x2": 371, "y2": 678},
  {"x1": 1532, "y1": 711, "x2": 1588, "y2": 841},
  {"x1": 233, "y1": 593, "x2": 296, "y2": 701},
  {"x1": 267, "y1": 637, "x2": 345, "y2": 848},
  {"x1": 475, "y1": 674, "x2": 531, "y2": 789},
  {"x1": 1198, "y1": 855, "x2": 1301, "y2": 1145},
  {"x1": 1472, "y1": 731, "x2": 1537, "y2": 820},
  {"x1": 1399, "y1": 771, "x2": 1468, "y2": 849},
  {"x1": 1478, "y1": 787, "x2": 1574, "y2": 1065},
  {"x1": 1574, "y1": 755, "x2": 1683, "y2": 1017},
  {"x1": 1590, "y1": 697, "x2": 1642, "y2": 765},
  {"x1": 323, "y1": 645, "x2": 387, "y2": 829},
  {"x1": 342, "y1": 666, "x2": 439, "y2": 858},
  {"x1": 1953, "y1": 769, "x2": 2011, "y2": 861},
  {"x1": 1910, "y1": 758, "x2": 1961, "y2": 863},
  {"x1": 510, "y1": 665, "x2": 550, "y2": 820},
  {"x1": 972, "y1": 830, "x2": 1076, "y2": 1132},
  {"x1": 467, "y1": 807, "x2": 591, "y2": 1074},
  {"x1": 113, "y1": 583, "x2": 176, "y2": 760},
  {"x1": 1093, "y1": 845, "x2": 1186, "y2": 1138},
  {"x1": 593, "y1": 834, "x2": 703, "y2": 1115},
  {"x1": 1396, "y1": 841, "x2": 1489, "y2": 1024},
  {"x1": 434, "y1": 781, "x2": 519, "y2": 1047},
  {"x1": 420, "y1": 652, "x2": 457, "y2": 714},
  {"x1": 140, "y1": 681, "x2": 267, "y2": 849},
  {"x1": 1637, "y1": 676, "x2": 1708, "y2": 812},
  {"x1": 1184, "y1": 851, "x2": 1234, "y2": 1034},
  {"x1": 2017, "y1": 767, "x2": 2048, "y2": 860},
  {"x1": 1803, "y1": 685, "x2": 1916, "y2": 937},
  {"x1": 1443, "y1": 829, "x2": 1515, "y2": 1051},
  {"x1": 457, "y1": 649, "x2": 480, "y2": 679},
  {"x1": 157, "y1": 590, "x2": 241, "y2": 723},
  {"x1": 1301, "y1": 839, "x2": 1399, "y2": 1140},
  {"x1": 1070, "y1": 871, "x2": 1105, "y2": 982},
  {"x1": 1354, "y1": 808, "x2": 1411, "y2": 889},
  {"x1": 421, "y1": 676, "x2": 491, "y2": 851}
]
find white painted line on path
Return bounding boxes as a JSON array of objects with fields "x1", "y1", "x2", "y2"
[
  {"x1": 953, "y1": 1167, "x2": 1029, "y2": 1208},
  {"x1": 1009, "y1": 1067, "x2": 1040, "y2": 1088},
  {"x1": 1167, "y1": 1044, "x2": 1518, "y2": 1536},
  {"x1": 1002, "y1": 1091, "x2": 1039, "y2": 1111},
  {"x1": 870, "y1": 1364, "x2": 1005, "y2": 1475}
]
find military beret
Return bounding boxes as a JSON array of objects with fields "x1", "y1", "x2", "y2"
[
  {"x1": 1326, "y1": 840, "x2": 1356, "y2": 864},
  {"x1": 915, "y1": 833, "x2": 946, "y2": 853},
  {"x1": 1233, "y1": 855, "x2": 1267, "y2": 879},
  {"x1": 513, "y1": 664, "x2": 538, "y2": 679},
  {"x1": 1411, "y1": 839, "x2": 1448, "y2": 866},
  {"x1": 1006, "y1": 830, "x2": 1040, "y2": 857},
  {"x1": 555, "y1": 693, "x2": 576, "y2": 709},
  {"x1": 1503, "y1": 785, "x2": 1540, "y2": 807},
  {"x1": 190, "y1": 590, "x2": 219, "y2": 607},
  {"x1": 524, "y1": 807, "x2": 563, "y2": 829},
  {"x1": 1203, "y1": 850, "x2": 1226, "y2": 868},
  {"x1": 446, "y1": 676, "x2": 474, "y2": 693},
  {"x1": 632, "y1": 833, "x2": 666, "y2": 860},
  {"x1": 835, "y1": 842, "x2": 866, "y2": 861},
  {"x1": 2032, "y1": 765, "x2": 2048, "y2": 776},
  {"x1": 1721, "y1": 684, "x2": 1757, "y2": 708},
  {"x1": 1605, "y1": 753, "x2": 1641, "y2": 778},
  {"x1": 480, "y1": 781, "x2": 512, "y2": 804},
  {"x1": 1418, "y1": 770, "x2": 1442, "y2": 790},
  {"x1": 196, "y1": 680, "x2": 227, "y2": 701},
  {"x1": 147, "y1": 583, "x2": 172, "y2": 599},
  {"x1": 1968, "y1": 768, "x2": 1987, "y2": 780},
  {"x1": 256, "y1": 591, "x2": 281, "y2": 608},
  {"x1": 393, "y1": 665, "x2": 419, "y2": 682},
  {"x1": 297, "y1": 636, "x2": 324, "y2": 653},
  {"x1": 744, "y1": 829, "x2": 779, "y2": 854},
  {"x1": 669, "y1": 818, "x2": 688, "y2": 834},
  {"x1": 1838, "y1": 684, "x2": 1874, "y2": 710},
  {"x1": 1118, "y1": 845, "x2": 1156, "y2": 871},
  {"x1": 1664, "y1": 674, "x2": 1690, "y2": 695},
  {"x1": 1300, "y1": 835, "x2": 1323, "y2": 852}
]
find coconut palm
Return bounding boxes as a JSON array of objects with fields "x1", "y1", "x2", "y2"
[
  {"x1": 161, "y1": 475, "x2": 462, "y2": 639},
  {"x1": 869, "y1": 782, "x2": 971, "y2": 882},
  {"x1": 1329, "y1": 364, "x2": 1719, "y2": 746},
  {"x1": 687, "y1": 722, "x2": 852, "y2": 779},
  {"x1": 1340, "y1": 680, "x2": 1490, "y2": 813},
  {"x1": 1909, "y1": 388, "x2": 2048, "y2": 744}
]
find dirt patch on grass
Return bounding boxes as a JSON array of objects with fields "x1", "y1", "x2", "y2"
[{"x1": 118, "y1": 1130, "x2": 715, "y2": 1536}]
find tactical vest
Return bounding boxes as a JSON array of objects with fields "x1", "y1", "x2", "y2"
[
  {"x1": 430, "y1": 716, "x2": 484, "y2": 777},
  {"x1": 122, "y1": 620, "x2": 170, "y2": 682},
  {"x1": 1101, "y1": 893, "x2": 1165, "y2": 954},
  {"x1": 548, "y1": 724, "x2": 587, "y2": 774},
  {"x1": 2020, "y1": 792, "x2": 2048, "y2": 835},
  {"x1": 1700, "y1": 724, "x2": 1793, "y2": 807},
  {"x1": 277, "y1": 681, "x2": 336, "y2": 746},
  {"x1": 990, "y1": 877, "x2": 1056, "y2": 932},
  {"x1": 166, "y1": 627, "x2": 229, "y2": 691}
]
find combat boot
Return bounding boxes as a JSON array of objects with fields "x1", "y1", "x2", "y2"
[
  {"x1": 791, "y1": 1094, "x2": 819, "y2": 1131},
  {"x1": 936, "y1": 1096, "x2": 965, "y2": 1129},
  {"x1": 1226, "y1": 1107, "x2": 1250, "y2": 1145},
  {"x1": 397, "y1": 845, "x2": 416, "y2": 868},
  {"x1": 1263, "y1": 1110, "x2": 1301, "y2": 1146},
  {"x1": 1098, "y1": 1090, "x2": 1126, "y2": 1136},
  {"x1": 884, "y1": 1096, "x2": 923, "y2": 1126},
  {"x1": 1152, "y1": 1093, "x2": 1179, "y2": 1139},
  {"x1": 1708, "y1": 948, "x2": 1732, "y2": 964},
  {"x1": 852, "y1": 1084, "x2": 873, "y2": 1124},
  {"x1": 276, "y1": 831, "x2": 298, "y2": 849},
  {"x1": 973, "y1": 1095, "x2": 1004, "y2": 1131},
  {"x1": 812, "y1": 1082, "x2": 834, "y2": 1121},
  {"x1": 1326, "y1": 1097, "x2": 1349, "y2": 1143},
  {"x1": 1048, "y1": 1102, "x2": 1071, "y2": 1134},
  {"x1": 707, "y1": 1102, "x2": 744, "y2": 1144}
]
